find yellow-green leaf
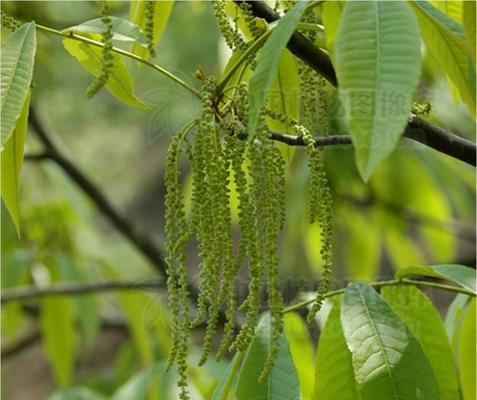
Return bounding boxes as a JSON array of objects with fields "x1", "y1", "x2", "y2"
[
  {"x1": 1, "y1": 22, "x2": 36, "y2": 148},
  {"x1": 248, "y1": 0, "x2": 309, "y2": 138},
  {"x1": 63, "y1": 38, "x2": 148, "y2": 109},
  {"x1": 1, "y1": 91, "x2": 30, "y2": 236},
  {"x1": 334, "y1": 2, "x2": 422, "y2": 181},
  {"x1": 130, "y1": 0, "x2": 174, "y2": 59},
  {"x1": 40, "y1": 295, "x2": 76, "y2": 388},
  {"x1": 459, "y1": 298, "x2": 476, "y2": 400},
  {"x1": 463, "y1": 1, "x2": 476, "y2": 63},
  {"x1": 267, "y1": 50, "x2": 299, "y2": 164},
  {"x1": 284, "y1": 313, "x2": 314, "y2": 400},
  {"x1": 430, "y1": 0, "x2": 463, "y2": 23},
  {"x1": 411, "y1": 1, "x2": 476, "y2": 115},
  {"x1": 321, "y1": 0, "x2": 344, "y2": 62},
  {"x1": 315, "y1": 299, "x2": 358, "y2": 400}
]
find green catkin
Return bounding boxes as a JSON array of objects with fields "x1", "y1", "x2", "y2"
[
  {"x1": 86, "y1": 2, "x2": 113, "y2": 98},
  {"x1": 213, "y1": 0, "x2": 246, "y2": 51},
  {"x1": 164, "y1": 128, "x2": 192, "y2": 399},
  {"x1": 1, "y1": 11, "x2": 21, "y2": 31},
  {"x1": 238, "y1": 1, "x2": 262, "y2": 40},
  {"x1": 259, "y1": 139, "x2": 285, "y2": 382},
  {"x1": 145, "y1": 1, "x2": 156, "y2": 58},
  {"x1": 297, "y1": 122, "x2": 334, "y2": 322}
]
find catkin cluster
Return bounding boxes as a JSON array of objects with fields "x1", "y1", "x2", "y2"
[
  {"x1": 212, "y1": 0, "x2": 246, "y2": 51},
  {"x1": 145, "y1": 1, "x2": 156, "y2": 57},
  {"x1": 165, "y1": 4, "x2": 335, "y2": 388},
  {"x1": 1, "y1": 10, "x2": 21, "y2": 31},
  {"x1": 86, "y1": 2, "x2": 114, "y2": 98},
  {"x1": 299, "y1": 72, "x2": 334, "y2": 322}
]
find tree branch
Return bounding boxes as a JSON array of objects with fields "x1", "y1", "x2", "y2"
[
  {"x1": 239, "y1": 0, "x2": 476, "y2": 167},
  {"x1": 1, "y1": 280, "x2": 166, "y2": 303},
  {"x1": 27, "y1": 109, "x2": 169, "y2": 277}
]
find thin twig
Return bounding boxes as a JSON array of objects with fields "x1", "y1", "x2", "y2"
[
  {"x1": 35, "y1": 23, "x2": 201, "y2": 99},
  {"x1": 283, "y1": 278, "x2": 476, "y2": 314},
  {"x1": 1, "y1": 280, "x2": 166, "y2": 303}
]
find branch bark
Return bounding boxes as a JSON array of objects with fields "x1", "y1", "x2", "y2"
[
  {"x1": 28, "y1": 109, "x2": 169, "y2": 277},
  {"x1": 238, "y1": 0, "x2": 476, "y2": 167}
]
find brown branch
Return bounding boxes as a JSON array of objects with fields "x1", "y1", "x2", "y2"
[
  {"x1": 238, "y1": 0, "x2": 476, "y2": 167},
  {"x1": 27, "y1": 109, "x2": 169, "y2": 277},
  {"x1": 1, "y1": 280, "x2": 166, "y2": 303}
]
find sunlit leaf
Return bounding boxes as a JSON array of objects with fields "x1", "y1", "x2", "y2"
[
  {"x1": 40, "y1": 292, "x2": 76, "y2": 387},
  {"x1": 463, "y1": 1, "x2": 476, "y2": 63},
  {"x1": 63, "y1": 38, "x2": 148, "y2": 109},
  {"x1": 445, "y1": 293, "x2": 471, "y2": 353},
  {"x1": 430, "y1": 1, "x2": 463, "y2": 23},
  {"x1": 267, "y1": 50, "x2": 299, "y2": 164},
  {"x1": 111, "y1": 365, "x2": 157, "y2": 400},
  {"x1": 1, "y1": 91, "x2": 30, "y2": 236},
  {"x1": 46, "y1": 387, "x2": 107, "y2": 400},
  {"x1": 284, "y1": 312, "x2": 314, "y2": 400},
  {"x1": 315, "y1": 299, "x2": 358, "y2": 400},
  {"x1": 340, "y1": 282, "x2": 440, "y2": 399},
  {"x1": 395, "y1": 264, "x2": 476, "y2": 292},
  {"x1": 235, "y1": 313, "x2": 300, "y2": 400},
  {"x1": 334, "y1": 1, "x2": 422, "y2": 180},
  {"x1": 130, "y1": 0, "x2": 174, "y2": 59},
  {"x1": 1, "y1": 22, "x2": 36, "y2": 148},
  {"x1": 382, "y1": 285, "x2": 459, "y2": 400},
  {"x1": 321, "y1": 0, "x2": 344, "y2": 62},
  {"x1": 64, "y1": 17, "x2": 148, "y2": 45},
  {"x1": 411, "y1": 1, "x2": 476, "y2": 115},
  {"x1": 248, "y1": 0, "x2": 308, "y2": 138},
  {"x1": 459, "y1": 298, "x2": 476, "y2": 400}
]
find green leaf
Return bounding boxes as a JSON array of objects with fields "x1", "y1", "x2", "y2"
[
  {"x1": 1, "y1": 22, "x2": 36, "y2": 148},
  {"x1": 1, "y1": 91, "x2": 30, "y2": 236},
  {"x1": 463, "y1": 1, "x2": 476, "y2": 63},
  {"x1": 248, "y1": 0, "x2": 309, "y2": 138},
  {"x1": 430, "y1": 1, "x2": 463, "y2": 23},
  {"x1": 111, "y1": 365, "x2": 157, "y2": 400},
  {"x1": 58, "y1": 255, "x2": 100, "y2": 346},
  {"x1": 445, "y1": 293, "x2": 471, "y2": 352},
  {"x1": 235, "y1": 313, "x2": 300, "y2": 400},
  {"x1": 459, "y1": 298, "x2": 476, "y2": 400},
  {"x1": 334, "y1": 2, "x2": 422, "y2": 181},
  {"x1": 321, "y1": 0, "x2": 345, "y2": 62},
  {"x1": 130, "y1": 0, "x2": 174, "y2": 59},
  {"x1": 64, "y1": 17, "x2": 148, "y2": 45},
  {"x1": 117, "y1": 292, "x2": 154, "y2": 365},
  {"x1": 340, "y1": 282, "x2": 440, "y2": 400},
  {"x1": 47, "y1": 387, "x2": 107, "y2": 400},
  {"x1": 266, "y1": 50, "x2": 299, "y2": 164},
  {"x1": 411, "y1": 1, "x2": 476, "y2": 115},
  {"x1": 395, "y1": 264, "x2": 476, "y2": 291},
  {"x1": 40, "y1": 295, "x2": 76, "y2": 387},
  {"x1": 63, "y1": 38, "x2": 148, "y2": 109},
  {"x1": 211, "y1": 352, "x2": 244, "y2": 400},
  {"x1": 381, "y1": 285, "x2": 459, "y2": 400},
  {"x1": 284, "y1": 312, "x2": 314, "y2": 400},
  {"x1": 315, "y1": 299, "x2": 359, "y2": 400}
]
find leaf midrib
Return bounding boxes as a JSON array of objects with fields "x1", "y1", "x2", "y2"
[
  {"x1": 356, "y1": 287, "x2": 399, "y2": 399},
  {"x1": 1, "y1": 25, "x2": 32, "y2": 111}
]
